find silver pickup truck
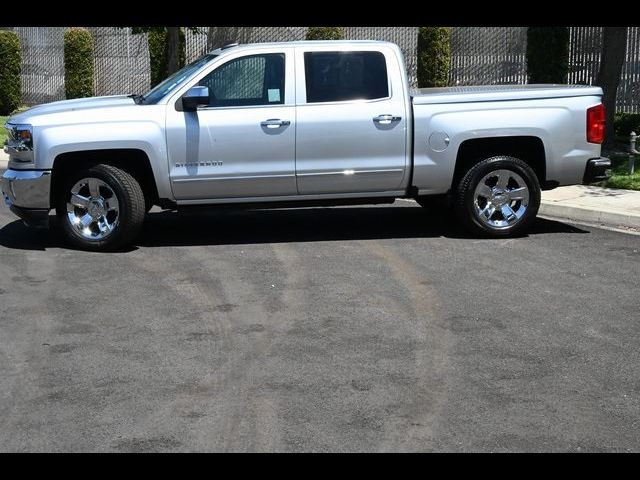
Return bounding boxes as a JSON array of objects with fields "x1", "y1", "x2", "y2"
[{"x1": 2, "y1": 40, "x2": 610, "y2": 251}]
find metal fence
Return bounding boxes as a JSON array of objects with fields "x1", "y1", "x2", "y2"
[
  {"x1": 185, "y1": 26, "x2": 419, "y2": 85},
  {"x1": 13, "y1": 27, "x2": 65, "y2": 105},
  {"x1": 89, "y1": 27, "x2": 149, "y2": 97},
  {"x1": 5, "y1": 26, "x2": 640, "y2": 113},
  {"x1": 449, "y1": 27, "x2": 528, "y2": 86},
  {"x1": 568, "y1": 27, "x2": 640, "y2": 114}
]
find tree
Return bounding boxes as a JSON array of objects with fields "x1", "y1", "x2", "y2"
[
  {"x1": 306, "y1": 27, "x2": 345, "y2": 40},
  {"x1": 417, "y1": 27, "x2": 451, "y2": 88},
  {"x1": 127, "y1": 27, "x2": 199, "y2": 80},
  {"x1": 0, "y1": 30, "x2": 21, "y2": 115},
  {"x1": 64, "y1": 27, "x2": 94, "y2": 99},
  {"x1": 526, "y1": 27, "x2": 569, "y2": 84},
  {"x1": 147, "y1": 28, "x2": 186, "y2": 87},
  {"x1": 596, "y1": 27, "x2": 628, "y2": 150}
]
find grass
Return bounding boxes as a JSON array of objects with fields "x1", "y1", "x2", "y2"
[
  {"x1": 597, "y1": 154, "x2": 640, "y2": 191},
  {"x1": 0, "y1": 115, "x2": 7, "y2": 145}
]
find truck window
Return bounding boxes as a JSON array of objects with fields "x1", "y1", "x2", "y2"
[
  {"x1": 303, "y1": 51, "x2": 389, "y2": 103},
  {"x1": 198, "y1": 53, "x2": 285, "y2": 107}
]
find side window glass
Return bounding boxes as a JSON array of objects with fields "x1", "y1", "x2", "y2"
[
  {"x1": 304, "y1": 51, "x2": 389, "y2": 103},
  {"x1": 199, "y1": 54, "x2": 285, "y2": 107}
]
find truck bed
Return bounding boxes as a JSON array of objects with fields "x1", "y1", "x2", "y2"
[{"x1": 411, "y1": 84, "x2": 603, "y2": 105}]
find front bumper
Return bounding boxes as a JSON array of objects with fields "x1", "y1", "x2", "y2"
[
  {"x1": 1, "y1": 169, "x2": 51, "y2": 228},
  {"x1": 583, "y1": 157, "x2": 611, "y2": 184}
]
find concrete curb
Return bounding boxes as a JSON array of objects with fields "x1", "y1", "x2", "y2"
[{"x1": 540, "y1": 201, "x2": 640, "y2": 230}]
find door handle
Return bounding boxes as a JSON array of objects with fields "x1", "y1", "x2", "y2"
[
  {"x1": 373, "y1": 114, "x2": 401, "y2": 124},
  {"x1": 261, "y1": 119, "x2": 291, "y2": 128}
]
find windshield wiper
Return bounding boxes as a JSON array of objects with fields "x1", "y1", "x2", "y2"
[{"x1": 128, "y1": 93, "x2": 145, "y2": 104}]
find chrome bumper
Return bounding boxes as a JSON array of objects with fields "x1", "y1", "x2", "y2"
[
  {"x1": 1, "y1": 169, "x2": 51, "y2": 209},
  {"x1": 1, "y1": 169, "x2": 52, "y2": 228}
]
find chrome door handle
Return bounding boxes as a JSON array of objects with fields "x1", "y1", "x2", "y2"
[
  {"x1": 373, "y1": 114, "x2": 401, "y2": 124},
  {"x1": 261, "y1": 119, "x2": 290, "y2": 128}
]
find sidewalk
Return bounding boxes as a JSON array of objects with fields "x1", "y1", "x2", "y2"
[
  {"x1": 541, "y1": 185, "x2": 640, "y2": 231},
  {"x1": 0, "y1": 150, "x2": 7, "y2": 170}
]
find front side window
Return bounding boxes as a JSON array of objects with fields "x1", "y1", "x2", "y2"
[
  {"x1": 198, "y1": 53, "x2": 285, "y2": 107},
  {"x1": 304, "y1": 51, "x2": 389, "y2": 103}
]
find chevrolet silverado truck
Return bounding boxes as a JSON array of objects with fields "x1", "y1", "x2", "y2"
[{"x1": 1, "y1": 40, "x2": 610, "y2": 251}]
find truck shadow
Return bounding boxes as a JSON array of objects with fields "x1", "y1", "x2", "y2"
[{"x1": 0, "y1": 204, "x2": 589, "y2": 252}]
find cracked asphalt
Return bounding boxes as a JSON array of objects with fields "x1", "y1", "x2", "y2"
[{"x1": 0, "y1": 191, "x2": 639, "y2": 452}]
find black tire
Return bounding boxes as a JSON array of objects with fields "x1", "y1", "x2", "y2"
[
  {"x1": 55, "y1": 164, "x2": 146, "y2": 251},
  {"x1": 454, "y1": 156, "x2": 541, "y2": 237}
]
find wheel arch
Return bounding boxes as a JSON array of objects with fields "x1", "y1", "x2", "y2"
[
  {"x1": 51, "y1": 149, "x2": 159, "y2": 209},
  {"x1": 451, "y1": 136, "x2": 547, "y2": 192}
]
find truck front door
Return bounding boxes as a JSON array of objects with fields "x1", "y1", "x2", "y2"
[{"x1": 166, "y1": 49, "x2": 296, "y2": 200}]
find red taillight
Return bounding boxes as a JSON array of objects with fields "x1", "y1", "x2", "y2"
[{"x1": 587, "y1": 104, "x2": 605, "y2": 144}]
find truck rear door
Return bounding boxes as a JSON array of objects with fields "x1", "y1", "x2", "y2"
[{"x1": 294, "y1": 45, "x2": 408, "y2": 195}]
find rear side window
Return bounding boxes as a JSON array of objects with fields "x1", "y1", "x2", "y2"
[{"x1": 304, "y1": 51, "x2": 389, "y2": 103}]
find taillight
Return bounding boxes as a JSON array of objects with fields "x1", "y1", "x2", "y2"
[{"x1": 587, "y1": 104, "x2": 605, "y2": 144}]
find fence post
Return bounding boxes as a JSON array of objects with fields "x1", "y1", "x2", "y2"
[{"x1": 630, "y1": 131, "x2": 638, "y2": 174}]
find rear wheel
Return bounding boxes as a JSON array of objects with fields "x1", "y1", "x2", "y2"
[
  {"x1": 454, "y1": 156, "x2": 540, "y2": 237},
  {"x1": 55, "y1": 164, "x2": 146, "y2": 251}
]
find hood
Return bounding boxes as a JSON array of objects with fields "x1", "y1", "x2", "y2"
[{"x1": 8, "y1": 95, "x2": 137, "y2": 125}]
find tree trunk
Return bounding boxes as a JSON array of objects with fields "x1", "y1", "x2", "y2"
[
  {"x1": 596, "y1": 27, "x2": 628, "y2": 150},
  {"x1": 165, "y1": 27, "x2": 181, "y2": 76}
]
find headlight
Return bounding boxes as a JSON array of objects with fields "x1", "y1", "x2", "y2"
[{"x1": 6, "y1": 123, "x2": 33, "y2": 152}]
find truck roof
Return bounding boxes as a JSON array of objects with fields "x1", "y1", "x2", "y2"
[{"x1": 209, "y1": 40, "x2": 398, "y2": 55}]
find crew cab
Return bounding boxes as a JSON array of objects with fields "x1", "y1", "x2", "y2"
[{"x1": 1, "y1": 40, "x2": 610, "y2": 250}]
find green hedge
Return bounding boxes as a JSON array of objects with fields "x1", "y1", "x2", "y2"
[
  {"x1": 306, "y1": 27, "x2": 344, "y2": 40},
  {"x1": 0, "y1": 30, "x2": 22, "y2": 115},
  {"x1": 148, "y1": 28, "x2": 186, "y2": 88},
  {"x1": 614, "y1": 113, "x2": 640, "y2": 136},
  {"x1": 64, "y1": 28, "x2": 94, "y2": 99},
  {"x1": 526, "y1": 27, "x2": 569, "y2": 84},
  {"x1": 417, "y1": 27, "x2": 451, "y2": 88}
]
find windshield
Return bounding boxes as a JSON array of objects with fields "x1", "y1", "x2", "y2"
[{"x1": 141, "y1": 53, "x2": 219, "y2": 104}]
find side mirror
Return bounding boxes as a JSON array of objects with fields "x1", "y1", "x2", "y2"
[{"x1": 182, "y1": 86, "x2": 210, "y2": 111}]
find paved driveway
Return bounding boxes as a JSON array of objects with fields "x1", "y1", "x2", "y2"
[{"x1": 0, "y1": 195, "x2": 638, "y2": 451}]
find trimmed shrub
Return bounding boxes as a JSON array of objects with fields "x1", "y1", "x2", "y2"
[
  {"x1": 306, "y1": 27, "x2": 344, "y2": 40},
  {"x1": 417, "y1": 27, "x2": 451, "y2": 88},
  {"x1": 64, "y1": 27, "x2": 94, "y2": 99},
  {"x1": 148, "y1": 29, "x2": 166, "y2": 88},
  {"x1": 148, "y1": 28, "x2": 186, "y2": 88},
  {"x1": 526, "y1": 27, "x2": 569, "y2": 84},
  {"x1": 614, "y1": 112, "x2": 640, "y2": 136},
  {"x1": 0, "y1": 30, "x2": 22, "y2": 115}
]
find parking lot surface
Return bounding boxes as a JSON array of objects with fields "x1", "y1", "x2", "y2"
[{"x1": 0, "y1": 196, "x2": 639, "y2": 452}]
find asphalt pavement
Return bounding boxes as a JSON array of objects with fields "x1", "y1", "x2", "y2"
[{"x1": 0, "y1": 193, "x2": 639, "y2": 451}]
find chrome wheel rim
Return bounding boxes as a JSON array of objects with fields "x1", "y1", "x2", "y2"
[
  {"x1": 66, "y1": 178, "x2": 120, "y2": 240},
  {"x1": 473, "y1": 169, "x2": 530, "y2": 230}
]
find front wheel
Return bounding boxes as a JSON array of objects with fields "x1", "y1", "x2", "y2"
[
  {"x1": 55, "y1": 164, "x2": 146, "y2": 251},
  {"x1": 454, "y1": 156, "x2": 541, "y2": 237}
]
